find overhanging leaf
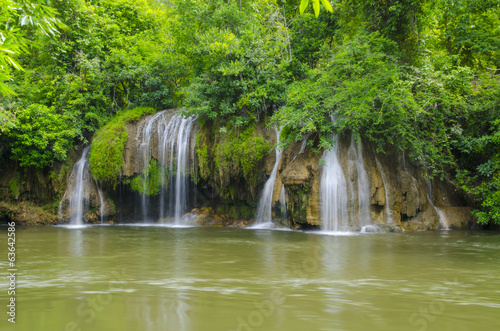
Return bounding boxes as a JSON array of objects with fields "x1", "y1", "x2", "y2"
[
  {"x1": 313, "y1": 0, "x2": 320, "y2": 17},
  {"x1": 6, "y1": 56, "x2": 23, "y2": 70},
  {"x1": 320, "y1": 0, "x2": 334, "y2": 13},
  {"x1": 300, "y1": 0, "x2": 309, "y2": 14}
]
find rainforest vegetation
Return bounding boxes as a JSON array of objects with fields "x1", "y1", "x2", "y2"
[{"x1": 0, "y1": 0, "x2": 499, "y2": 224}]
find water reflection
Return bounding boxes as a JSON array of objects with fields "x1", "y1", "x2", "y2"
[
  {"x1": 131, "y1": 228, "x2": 192, "y2": 331},
  {"x1": 68, "y1": 228, "x2": 85, "y2": 257}
]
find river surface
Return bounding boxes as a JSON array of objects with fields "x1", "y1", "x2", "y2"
[{"x1": 1, "y1": 226, "x2": 500, "y2": 331}]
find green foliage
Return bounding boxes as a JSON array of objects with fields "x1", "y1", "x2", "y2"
[
  {"x1": 9, "y1": 177, "x2": 19, "y2": 199},
  {"x1": 9, "y1": 103, "x2": 75, "y2": 167},
  {"x1": 175, "y1": 0, "x2": 290, "y2": 126},
  {"x1": 428, "y1": 0, "x2": 500, "y2": 68},
  {"x1": 299, "y1": 0, "x2": 334, "y2": 17},
  {"x1": 215, "y1": 125, "x2": 271, "y2": 182},
  {"x1": 89, "y1": 106, "x2": 154, "y2": 186},
  {"x1": 339, "y1": 0, "x2": 425, "y2": 62},
  {"x1": 274, "y1": 33, "x2": 413, "y2": 151},
  {"x1": 452, "y1": 78, "x2": 500, "y2": 224},
  {"x1": 218, "y1": 204, "x2": 254, "y2": 220},
  {"x1": 0, "y1": 106, "x2": 16, "y2": 134},
  {"x1": 128, "y1": 158, "x2": 162, "y2": 196},
  {"x1": 2, "y1": 0, "x2": 181, "y2": 153},
  {"x1": 0, "y1": 0, "x2": 62, "y2": 96},
  {"x1": 197, "y1": 122, "x2": 271, "y2": 201},
  {"x1": 290, "y1": 11, "x2": 339, "y2": 71}
]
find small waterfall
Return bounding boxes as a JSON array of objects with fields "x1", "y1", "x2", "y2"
[
  {"x1": 279, "y1": 184, "x2": 287, "y2": 221},
  {"x1": 136, "y1": 112, "x2": 165, "y2": 222},
  {"x1": 347, "y1": 135, "x2": 371, "y2": 227},
  {"x1": 169, "y1": 115, "x2": 197, "y2": 224},
  {"x1": 375, "y1": 156, "x2": 393, "y2": 223},
  {"x1": 290, "y1": 138, "x2": 308, "y2": 163},
  {"x1": 321, "y1": 134, "x2": 372, "y2": 232},
  {"x1": 411, "y1": 179, "x2": 420, "y2": 215},
  {"x1": 435, "y1": 208, "x2": 450, "y2": 230},
  {"x1": 320, "y1": 134, "x2": 349, "y2": 232},
  {"x1": 424, "y1": 178, "x2": 450, "y2": 230},
  {"x1": 95, "y1": 179, "x2": 105, "y2": 224},
  {"x1": 253, "y1": 127, "x2": 283, "y2": 227},
  {"x1": 135, "y1": 111, "x2": 197, "y2": 224},
  {"x1": 58, "y1": 146, "x2": 91, "y2": 226}
]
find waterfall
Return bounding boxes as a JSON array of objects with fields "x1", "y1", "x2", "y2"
[
  {"x1": 424, "y1": 178, "x2": 450, "y2": 230},
  {"x1": 279, "y1": 184, "x2": 287, "y2": 221},
  {"x1": 290, "y1": 138, "x2": 308, "y2": 163},
  {"x1": 135, "y1": 111, "x2": 197, "y2": 224},
  {"x1": 347, "y1": 135, "x2": 371, "y2": 228},
  {"x1": 58, "y1": 146, "x2": 91, "y2": 226},
  {"x1": 253, "y1": 127, "x2": 283, "y2": 227},
  {"x1": 375, "y1": 156, "x2": 393, "y2": 224},
  {"x1": 95, "y1": 179, "x2": 105, "y2": 224},
  {"x1": 136, "y1": 112, "x2": 165, "y2": 222},
  {"x1": 320, "y1": 134, "x2": 349, "y2": 232},
  {"x1": 167, "y1": 115, "x2": 197, "y2": 225}
]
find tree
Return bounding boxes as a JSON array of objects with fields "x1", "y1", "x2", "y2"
[{"x1": 0, "y1": 0, "x2": 61, "y2": 96}]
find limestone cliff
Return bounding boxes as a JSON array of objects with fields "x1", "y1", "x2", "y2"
[
  {"x1": 272, "y1": 133, "x2": 475, "y2": 231},
  {"x1": 75, "y1": 113, "x2": 477, "y2": 230},
  {"x1": 1, "y1": 110, "x2": 478, "y2": 230}
]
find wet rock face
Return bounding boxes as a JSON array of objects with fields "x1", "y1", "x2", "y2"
[
  {"x1": 59, "y1": 109, "x2": 475, "y2": 230},
  {"x1": 57, "y1": 151, "x2": 113, "y2": 224},
  {"x1": 274, "y1": 137, "x2": 321, "y2": 228},
  {"x1": 92, "y1": 109, "x2": 475, "y2": 230},
  {"x1": 0, "y1": 160, "x2": 67, "y2": 205},
  {"x1": 276, "y1": 133, "x2": 475, "y2": 231},
  {"x1": 0, "y1": 201, "x2": 57, "y2": 225}
]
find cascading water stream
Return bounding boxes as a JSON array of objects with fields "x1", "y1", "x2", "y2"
[
  {"x1": 347, "y1": 135, "x2": 371, "y2": 228},
  {"x1": 279, "y1": 184, "x2": 287, "y2": 222},
  {"x1": 424, "y1": 178, "x2": 450, "y2": 230},
  {"x1": 252, "y1": 127, "x2": 283, "y2": 228},
  {"x1": 374, "y1": 156, "x2": 393, "y2": 224},
  {"x1": 290, "y1": 138, "x2": 308, "y2": 163},
  {"x1": 171, "y1": 115, "x2": 196, "y2": 224},
  {"x1": 94, "y1": 179, "x2": 105, "y2": 224},
  {"x1": 320, "y1": 134, "x2": 349, "y2": 232},
  {"x1": 136, "y1": 112, "x2": 165, "y2": 223},
  {"x1": 136, "y1": 111, "x2": 197, "y2": 225},
  {"x1": 58, "y1": 146, "x2": 91, "y2": 226}
]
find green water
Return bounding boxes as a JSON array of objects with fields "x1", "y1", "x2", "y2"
[{"x1": 1, "y1": 226, "x2": 500, "y2": 331}]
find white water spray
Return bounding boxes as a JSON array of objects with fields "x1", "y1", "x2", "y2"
[
  {"x1": 58, "y1": 146, "x2": 91, "y2": 226},
  {"x1": 136, "y1": 111, "x2": 197, "y2": 224},
  {"x1": 95, "y1": 179, "x2": 105, "y2": 224},
  {"x1": 320, "y1": 134, "x2": 349, "y2": 232},
  {"x1": 253, "y1": 127, "x2": 283, "y2": 227},
  {"x1": 375, "y1": 156, "x2": 393, "y2": 223},
  {"x1": 347, "y1": 135, "x2": 371, "y2": 227}
]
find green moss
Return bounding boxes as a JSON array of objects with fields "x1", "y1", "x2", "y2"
[
  {"x1": 214, "y1": 124, "x2": 271, "y2": 197},
  {"x1": 195, "y1": 122, "x2": 271, "y2": 202},
  {"x1": 196, "y1": 129, "x2": 213, "y2": 183},
  {"x1": 217, "y1": 204, "x2": 254, "y2": 220},
  {"x1": 9, "y1": 177, "x2": 19, "y2": 199},
  {"x1": 286, "y1": 183, "x2": 311, "y2": 226},
  {"x1": 89, "y1": 107, "x2": 155, "y2": 187},
  {"x1": 128, "y1": 158, "x2": 163, "y2": 196}
]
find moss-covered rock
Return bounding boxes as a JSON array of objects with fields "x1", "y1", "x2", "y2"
[
  {"x1": 196, "y1": 121, "x2": 271, "y2": 203},
  {"x1": 126, "y1": 158, "x2": 164, "y2": 196},
  {"x1": 0, "y1": 201, "x2": 57, "y2": 225},
  {"x1": 89, "y1": 107, "x2": 155, "y2": 187}
]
